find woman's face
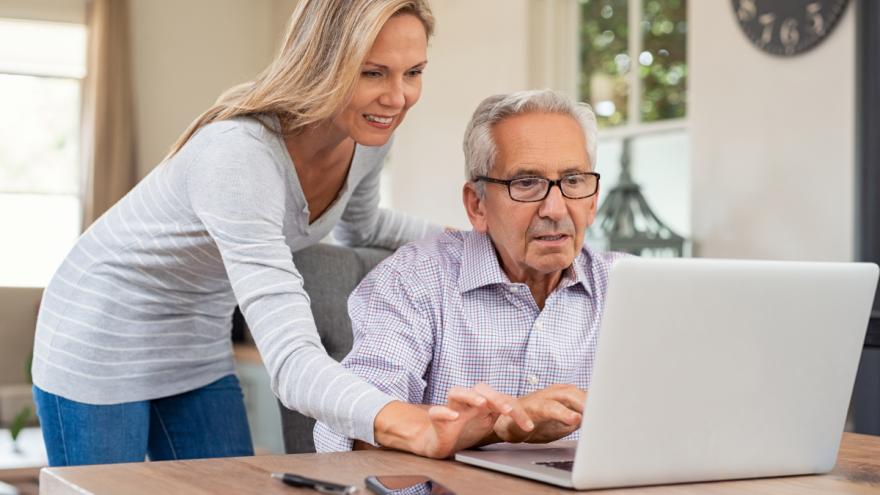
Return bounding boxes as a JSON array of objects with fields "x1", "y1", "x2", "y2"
[{"x1": 333, "y1": 14, "x2": 428, "y2": 147}]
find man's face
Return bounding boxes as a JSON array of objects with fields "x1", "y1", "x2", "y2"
[{"x1": 464, "y1": 112, "x2": 598, "y2": 283}]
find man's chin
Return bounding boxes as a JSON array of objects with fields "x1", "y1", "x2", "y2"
[
  {"x1": 530, "y1": 240, "x2": 575, "y2": 257},
  {"x1": 527, "y1": 252, "x2": 574, "y2": 273}
]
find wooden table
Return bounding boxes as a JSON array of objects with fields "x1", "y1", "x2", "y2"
[{"x1": 39, "y1": 433, "x2": 880, "y2": 494}]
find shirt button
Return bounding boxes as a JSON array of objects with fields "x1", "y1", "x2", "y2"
[
  {"x1": 508, "y1": 286, "x2": 519, "y2": 293},
  {"x1": 533, "y1": 321, "x2": 543, "y2": 331},
  {"x1": 527, "y1": 375, "x2": 539, "y2": 386}
]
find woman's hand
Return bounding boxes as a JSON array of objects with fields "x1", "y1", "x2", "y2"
[
  {"x1": 493, "y1": 384, "x2": 585, "y2": 444},
  {"x1": 373, "y1": 383, "x2": 534, "y2": 459}
]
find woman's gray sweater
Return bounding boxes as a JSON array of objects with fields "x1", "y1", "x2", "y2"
[{"x1": 32, "y1": 115, "x2": 437, "y2": 444}]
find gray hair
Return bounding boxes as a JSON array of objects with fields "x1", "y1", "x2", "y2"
[{"x1": 463, "y1": 89, "x2": 598, "y2": 194}]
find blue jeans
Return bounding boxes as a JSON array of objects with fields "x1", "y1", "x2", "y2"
[{"x1": 33, "y1": 374, "x2": 254, "y2": 466}]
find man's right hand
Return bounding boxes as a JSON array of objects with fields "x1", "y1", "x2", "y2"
[{"x1": 493, "y1": 384, "x2": 585, "y2": 443}]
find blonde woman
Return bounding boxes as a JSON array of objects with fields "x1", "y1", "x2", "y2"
[{"x1": 31, "y1": 0, "x2": 531, "y2": 466}]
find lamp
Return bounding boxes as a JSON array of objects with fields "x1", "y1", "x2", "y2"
[{"x1": 587, "y1": 137, "x2": 686, "y2": 257}]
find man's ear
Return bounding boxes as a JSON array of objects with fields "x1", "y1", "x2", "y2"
[{"x1": 463, "y1": 182, "x2": 488, "y2": 233}]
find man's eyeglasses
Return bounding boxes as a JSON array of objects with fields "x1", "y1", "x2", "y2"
[{"x1": 474, "y1": 172, "x2": 600, "y2": 202}]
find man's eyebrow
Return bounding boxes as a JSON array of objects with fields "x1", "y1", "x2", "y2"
[
  {"x1": 508, "y1": 167, "x2": 543, "y2": 177},
  {"x1": 508, "y1": 165, "x2": 589, "y2": 177},
  {"x1": 560, "y1": 166, "x2": 589, "y2": 175}
]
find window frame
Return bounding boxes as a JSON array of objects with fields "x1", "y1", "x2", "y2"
[
  {"x1": 528, "y1": 0, "x2": 688, "y2": 140},
  {"x1": 526, "y1": 0, "x2": 692, "y2": 240},
  {"x1": 0, "y1": 16, "x2": 86, "y2": 287},
  {"x1": 0, "y1": 70, "x2": 84, "y2": 197},
  {"x1": 0, "y1": 17, "x2": 85, "y2": 195},
  {"x1": 590, "y1": 0, "x2": 689, "y2": 140}
]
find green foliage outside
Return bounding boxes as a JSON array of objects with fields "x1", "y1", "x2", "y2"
[
  {"x1": 640, "y1": 0, "x2": 687, "y2": 122},
  {"x1": 580, "y1": 0, "x2": 629, "y2": 127},
  {"x1": 579, "y1": 0, "x2": 687, "y2": 127}
]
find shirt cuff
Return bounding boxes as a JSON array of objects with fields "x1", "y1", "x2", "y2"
[{"x1": 351, "y1": 388, "x2": 397, "y2": 446}]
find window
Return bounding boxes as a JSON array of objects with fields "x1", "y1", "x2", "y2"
[
  {"x1": 579, "y1": 0, "x2": 690, "y2": 238},
  {"x1": 0, "y1": 19, "x2": 86, "y2": 287}
]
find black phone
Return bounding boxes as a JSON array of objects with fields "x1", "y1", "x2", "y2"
[{"x1": 364, "y1": 475, "x2": 455, "y2": 495}]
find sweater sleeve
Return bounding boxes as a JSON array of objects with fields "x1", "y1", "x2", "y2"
[
  {"x1": 313, "y1": 249, "x2": 436, "y2": 452},
  {"x1": 333, "y1": 144, "x2": 443, "y2": 249},
  {"x1": 185, "y1": 127, "x2": 394, "y2": 444}
]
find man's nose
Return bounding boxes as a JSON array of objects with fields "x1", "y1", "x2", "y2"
[
  {"x1": 379, "y1": 78, "x2": 406, "y2": 109},
  {"x1": 537, "y1": 183, "x2": 568, "y2": 221}
]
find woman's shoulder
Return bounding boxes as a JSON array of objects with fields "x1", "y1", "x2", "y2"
[
  {"x1": 175, "y1": 114, "x2": 288, "y2": 185},
  {"x1": 173, "y1": 114, "x2": 286, "y2": 170},
  {"x1": 190, "y1": 114, "x2": 278, "y2": 147}
]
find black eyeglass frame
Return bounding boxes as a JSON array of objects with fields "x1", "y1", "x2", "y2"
[{"x1": 473, "y1": 172, "x2": 601, "y2": 202}]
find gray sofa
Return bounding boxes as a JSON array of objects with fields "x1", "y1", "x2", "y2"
[{"x1": 278, "y1": 243, "x2": 393, "y2": 453}]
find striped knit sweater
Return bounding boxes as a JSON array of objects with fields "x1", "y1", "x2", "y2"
[{"x1": 32, "y1": 115, "x2": 438, "y2": 444}]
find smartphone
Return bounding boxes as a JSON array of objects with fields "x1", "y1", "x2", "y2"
[{"x1": 364, "y1": 475, "x2": 455, "y2": 495}]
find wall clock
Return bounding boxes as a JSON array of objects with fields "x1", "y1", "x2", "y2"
[{"x1": 731, "y1": 0, "x2": 850, "y2": 56}]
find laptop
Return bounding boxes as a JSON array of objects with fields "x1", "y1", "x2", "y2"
[{"x1": 455, "y1": 258, "x2": 879, "y2": 490}]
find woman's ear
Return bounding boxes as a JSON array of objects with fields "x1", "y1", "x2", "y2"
[{"x1": 462, "y1": 182, "x2": 488, "y2": 233}]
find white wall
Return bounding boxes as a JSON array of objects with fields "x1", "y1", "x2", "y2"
[
  {"x1": 129, "y1": 0, "x2": 858, "y2": 253},
  {"x1": 386, "y1": 0, "x2": 531, "y2": 228},
  {"x1": 127, "y1": 0, "x2": 545, "y2": 230},
  {"x1": 689, "y1": 3, "x2": 856, "y2": 261},
  {"x1": 0, "y1": 0, "x2": 85, "y2": 24},
  {"x1": 0, "y1": 288, "x2": 41, "y2": 385},
  {"x1": 271, "y1": 0, "x2": 300, "y2": 47},
  {"x1": 130, "y1": 0, "x2": 280, "y2": 178}
]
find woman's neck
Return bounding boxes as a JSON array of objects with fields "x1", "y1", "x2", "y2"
[
  {"x1": 282, "y1": 118, "x2": 357, "y2": 224},
  {"x1": 283, "y1": 119, "x2": 353, "y2": 169}
]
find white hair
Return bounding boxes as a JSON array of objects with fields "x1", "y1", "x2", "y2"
[{"x1": 462, "y1": 89, "x2": 598, "y2": 195}]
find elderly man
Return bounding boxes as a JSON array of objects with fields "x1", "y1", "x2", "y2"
[{"x1": 315, "y1": 89, "x2": 627, "y2": 452}]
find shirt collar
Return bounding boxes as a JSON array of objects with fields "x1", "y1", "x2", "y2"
[
  {"x1": 459, "y1": 232, "x2": 509, "y2": 293},
  {"x1": 458, "y1": 231, "x2": 594, "y2": 297}
]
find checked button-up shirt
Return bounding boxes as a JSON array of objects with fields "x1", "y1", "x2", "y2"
[{"x1": 314, "y1": 230, "x2": 628, "y2": 452}]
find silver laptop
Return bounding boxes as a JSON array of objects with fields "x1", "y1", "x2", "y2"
[{"x1": 456, "y1": 258, "x2": 879, "y2": 490}]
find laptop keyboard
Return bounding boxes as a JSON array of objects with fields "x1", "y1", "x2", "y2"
[{"x1": 535, "y1": 460, "x2": 574, "y2": 471}]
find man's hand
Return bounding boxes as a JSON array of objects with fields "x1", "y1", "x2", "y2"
[
  {"x1": 493, "y1": 384, "x2": 585, "y2": 443},
  {"x1": 373, "y1": 384, "x2": 534, "y2": 459}
]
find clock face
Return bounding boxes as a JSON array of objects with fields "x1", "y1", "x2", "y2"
[{"x1": 731, "y1": 0, "x2": 850, "y2": 56}]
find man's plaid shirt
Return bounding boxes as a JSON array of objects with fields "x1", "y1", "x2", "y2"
[{"x1": 314, "y1": 230, "x2": 628, "y2": 452}]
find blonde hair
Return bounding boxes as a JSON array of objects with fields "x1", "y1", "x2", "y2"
[{"x1": 166, "y1": 0, "x2": 434, "y2": 158}]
